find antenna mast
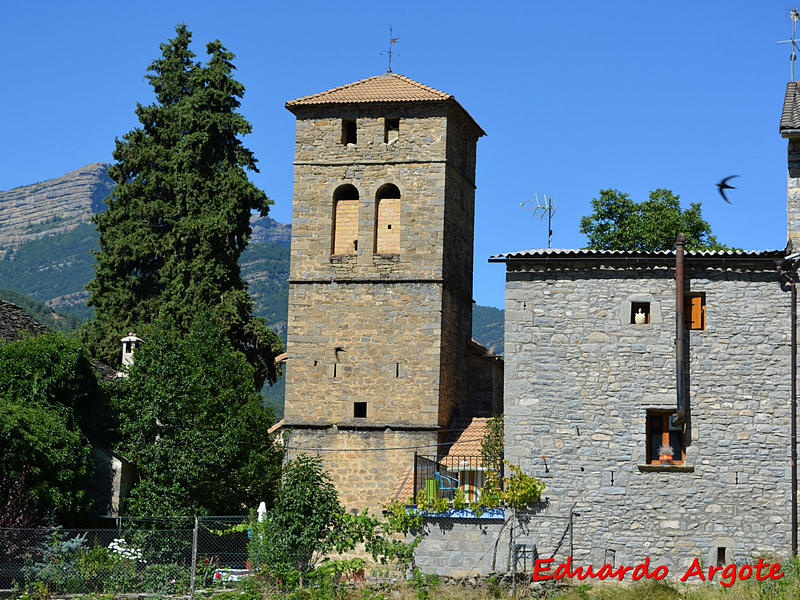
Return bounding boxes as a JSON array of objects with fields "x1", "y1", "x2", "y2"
[
  {"x1": 383, "y1": 26, "x2": 399, "y2": 73},
  {"x1": 778, "y1": 8, "x2": 800, "y2": 80},
  {"x1": 521, "y1": 194, "x2": 557, "y2": 248}
]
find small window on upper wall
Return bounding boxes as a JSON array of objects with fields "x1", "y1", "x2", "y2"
[
  {"x1": 353, "y1": 402, "x2": 367, "y2": 418},
  {"x1": 342, "y1": 119, "x2": 357, "y2": 145},
  {"x1": 646, "y1": 411, "x2": 685, "y2": 465},
  {"x1": 685, "y1": 293, "x2": 705, "y2": 330},
  {"x1": 384, "y1": 118, "x2": 399, "y2": 143},
  {"x1": 631, "y1": 302, "x2": 650, "y2": 324}
]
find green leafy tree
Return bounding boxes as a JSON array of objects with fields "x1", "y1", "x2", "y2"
[
  {"x1": 580, "y1": 189, "x2": 732, "y2": 252},
  {"x1": 480, "y1": 414, "x2": 504, "y2": 467},
  {"x1": 251, "y1": 454, "x2": 342, "y2": 574},
  {"x1": 0, "y1": 333, "x2": 103, "y2": 517},
  {"x1": 113, "y1": 315, "x2": 282, "y2": 516},
  {"x1": 85, "y1": 24, "x2": 282, "y2": 389}
]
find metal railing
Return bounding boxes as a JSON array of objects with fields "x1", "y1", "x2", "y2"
[{"x1": 412, "y1": 453, "x2": 502, "y2": 503}]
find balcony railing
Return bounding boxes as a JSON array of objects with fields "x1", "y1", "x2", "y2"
[{"x1": 412, "y1": 453, "x2": 503, "y2": 504}]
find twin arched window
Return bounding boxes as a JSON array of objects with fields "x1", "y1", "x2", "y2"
[{"x1": 331, "y1": 184, "x2": 401, "y2": 256}]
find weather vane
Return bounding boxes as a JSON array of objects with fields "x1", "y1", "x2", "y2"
[
  {"x1": 521, "y1": 194, "x2": 557, "y2": 248},
  {"x1": 777, "y1": 8, "x2": 800, "y2": 80},
  {"x1": 381, "y1": 26, "x2": 399, "y2": 73}
]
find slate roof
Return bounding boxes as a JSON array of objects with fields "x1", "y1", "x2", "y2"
[
  {"x1": 286, "y1": 72, "x2": 486, "y2": 136},
  {"x1": 0, "y1": 299, "x2": 119, "y2": 380},
  {"x1": 490, "y1": 248, "x2": 786, "y2": 268},
  {"x1": 0, "y1": 300, "x2": 48, "y2": 341},
  {"x1": 781, "y1": 81, "x2": 800, "y2": 134}
]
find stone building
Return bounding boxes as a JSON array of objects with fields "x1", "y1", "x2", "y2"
[
  {"x1": 282, "y1": 73, "x2": 495, "y2": 509},
  {"x1": 488, "y1": 82, "x2": 800, "y2": 573}
]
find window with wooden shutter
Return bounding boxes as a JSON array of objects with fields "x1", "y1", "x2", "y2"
[
  {"x1": 646, "y1": 411, "x2": 685, "y2": 465},
  {"x1": 684, "y1": 293, "x2": 705, "y2": 330}
]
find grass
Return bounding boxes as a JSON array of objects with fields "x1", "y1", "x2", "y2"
[{"x1": 191, "y1": 556, "x2": 800, "y2": 600}]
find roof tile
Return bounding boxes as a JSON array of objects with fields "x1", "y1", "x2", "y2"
[{"x1": 286, "y1": 73, "x2": 452, "y2": 106}]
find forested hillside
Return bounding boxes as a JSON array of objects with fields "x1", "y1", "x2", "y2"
[{"x1": 0, "y1": 164, "x2": 504, "y2": 420}]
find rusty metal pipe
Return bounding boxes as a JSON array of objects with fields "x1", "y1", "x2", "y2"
[{"x1": 672, "y1": 233, "x2": 687, "y2": 428}]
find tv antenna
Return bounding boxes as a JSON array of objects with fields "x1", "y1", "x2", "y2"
[
  {"x1": 521, "y1": 194, "x2": 557, "y2": 248},
  {"x1": 381, "y1": 26, "x2": 399, "y2": 73},
  {"x1": 777, "y1": 8, "x2": 800, "y2": 80}
]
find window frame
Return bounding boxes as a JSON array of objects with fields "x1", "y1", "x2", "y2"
[
  {"x1": 646, "y1": 410, "x2": 685, "y2": 465},
  {"x1": 341, "y1": 119, "x2": 357, "y2": 145},
  {"x1": 684, "y1": 292, "x2": 705, "y2": 330},
  {"x1": 384, "y1": 117, "x2": 400, "y2": 143}
]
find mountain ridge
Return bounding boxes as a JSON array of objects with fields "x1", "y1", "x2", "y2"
[{"x1": 0, "y1": 163, "x2": 504, "y2": 417}]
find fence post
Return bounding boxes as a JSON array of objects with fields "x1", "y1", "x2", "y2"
[
  {"x1": 190, "y1": 516, "x2": 198, "y2": 599},
  {"x1": 413, "y1": 452, "x2": 418, "y2": 502}
]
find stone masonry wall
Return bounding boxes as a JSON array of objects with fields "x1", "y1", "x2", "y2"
[
  {"x1": 411, "y1": 517, "x2": 510, "y2": 577},
  {"x1": 289, "y1": 104, "x2": 449, "y2": 280},
  {"x1": 443, "y1": 109, "x2": 479, "y2": 299},
  {"x1": 788, "y1": 138, "x2": 800, "y2": 251},
  {"x1": 285, "y1": 282, "x2": 443, "y2": 426},
  {"x1": 286, "y1": 428, "x2": 436, "y2": 510},
  {"x1": 504, "y1": 266, "x2": 792, "y2": 575}
]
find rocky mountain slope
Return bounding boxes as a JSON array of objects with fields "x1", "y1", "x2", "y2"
[
  {"x1": 0, "y1": 164, "x2": 291, "y2": 324},
  {"x1": 0, "y1": 164, "x2": 503, "y2": 418},
  {"x1": 0, "y1": 163, "x2": 114, "y2": 259}
]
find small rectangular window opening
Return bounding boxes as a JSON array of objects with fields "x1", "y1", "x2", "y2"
[
  {"x1": 395, "y1": 362, "x2": 400, "y2": 378},
  {"x1": 124, "y1": 341, "x2": 132, "y2": 353},
  {"x1": 354, "y1": 402, "x2": 367, "y2": 418},
  {"x1": 685, "y1": 293, "x2": 706, "y2": 330},
  {"x1": 604, "y1": 549, "x2": 616, "y2": 567},
  {"x1": 384, "y1": 118, "x2": 399, "y2": 143},
  {"x1": 716, "y1": 547, "x2": 726, "y2": 567},
  {"x1": 342, "y1": 119, "x2": 357, "y2": 145},
  {"x1": 631, "y1": 302, "x2": 650, "y2": 324},
  {"x1": 646, "y1": 410, "x2": 685, "y2": 465},
  {"x1": 331, "y1": 364, "x2": 337, "y2": 379}
]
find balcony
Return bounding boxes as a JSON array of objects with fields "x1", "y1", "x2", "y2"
[{"x1": 412, "y1": 453, "x2": 503, "y2": 504}]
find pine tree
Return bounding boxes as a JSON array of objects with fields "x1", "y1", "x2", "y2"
[{"x1": 85, "y1": 25, "x2": 282, "y2": 388}]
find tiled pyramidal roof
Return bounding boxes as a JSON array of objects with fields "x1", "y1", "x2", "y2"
[{"x1": 286, "y1": 72, "x2": 453, "y2": 106}]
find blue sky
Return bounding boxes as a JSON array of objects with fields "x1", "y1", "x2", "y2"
[{"x1": 1, "y1": 1, "x2": 796, "y2": 309}]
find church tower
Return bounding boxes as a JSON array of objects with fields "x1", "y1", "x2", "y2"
[{"x1": 283, "y1": 73, "x2": 485, "y2": 509}]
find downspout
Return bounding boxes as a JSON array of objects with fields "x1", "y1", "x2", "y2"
[
  {"x1": 671, "y1": 233, "x2": 687, "y2": 428},
  {"x1": 778, "y1": 262, "x2": 798, "y2": 556}
]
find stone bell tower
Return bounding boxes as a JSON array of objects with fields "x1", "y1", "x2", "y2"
[{"x1": 283, "y1": 73, "x2": 485, "y2": 509}]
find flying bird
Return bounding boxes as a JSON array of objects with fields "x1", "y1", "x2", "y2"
[{"x1": 717, "y1": 175, "x2": 739, "y2": 204}]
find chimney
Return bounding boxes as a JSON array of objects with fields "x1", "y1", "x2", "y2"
[
  {"x1": 120, "y1": 333, "x2": 142, "y2": 367},
  {"x1": 781, "y1": 82, "x2": 800, "y2": 251}
]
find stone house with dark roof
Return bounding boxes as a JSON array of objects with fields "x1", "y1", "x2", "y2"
[
  {"x1": 0, "y1": 301, "x2": 136, "y2": 517},
  {"x1": 486, "y1": 82, "x2": 800, "y2": 572}
]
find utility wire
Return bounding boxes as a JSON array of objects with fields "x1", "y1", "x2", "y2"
[{"x1": 284, "y1": 437, "x2": 484, "y2": 453}]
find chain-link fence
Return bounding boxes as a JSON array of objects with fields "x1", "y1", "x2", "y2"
[{"x1": 0, "y1": 516, "x2": 252, "y2": 596}]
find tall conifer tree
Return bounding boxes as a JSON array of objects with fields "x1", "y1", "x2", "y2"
[{"x1": 86, "y1": 25, "x2": 281, "y2": 388}]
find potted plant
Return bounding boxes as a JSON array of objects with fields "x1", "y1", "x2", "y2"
[{"x1": 658, "y1": 443, "x2": 673, "y2": 463}]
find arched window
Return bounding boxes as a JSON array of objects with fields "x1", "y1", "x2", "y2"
[
  {"x1": 374, "y1": 183, "x2": 400, "y2": 255},
  {"x1": 332, "y1": 184, "x2": 359, "y2": 255}
]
